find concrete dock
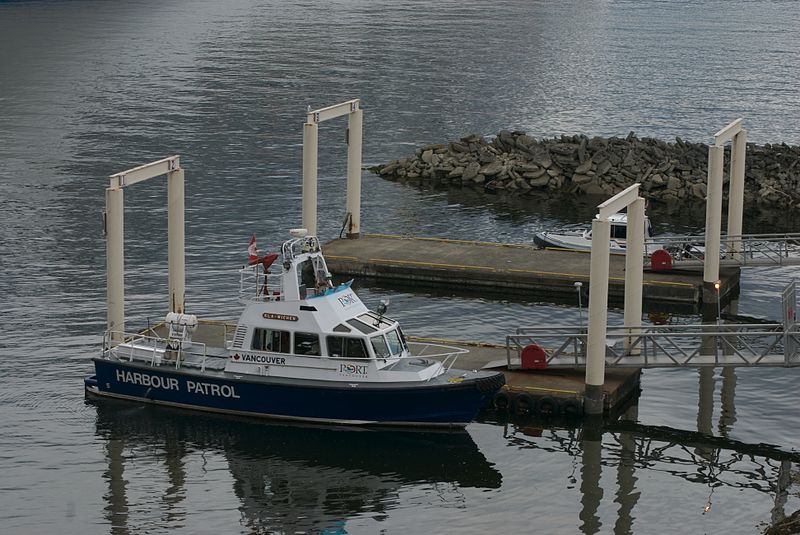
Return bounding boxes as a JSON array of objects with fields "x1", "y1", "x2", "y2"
[{"x1": 323, "y1": 234, "x2": 740, "y2": 311}]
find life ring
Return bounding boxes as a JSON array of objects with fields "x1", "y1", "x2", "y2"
[
  {"x1": 537, "y1": 395, "x2": 562, "y2": 417},
  {"x1": 513, "y1": 393, "x2": 537, "y2": 416},
  {"x1": 561, "y1": 398, "x2": 583, "y2": 418},
  {"x1": 493, "y1": 391, "x2": 512, "y2": 412}
]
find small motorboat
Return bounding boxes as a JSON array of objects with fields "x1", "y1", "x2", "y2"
[
  {"x1": 534, "y1": 212, "x2": 661, "y2": 254},
  {"x1": 85, "y1": 229, "x2": 505, "y2": 427}
]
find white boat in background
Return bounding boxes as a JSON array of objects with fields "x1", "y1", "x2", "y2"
[{"x1": 534, "y1": 213, "x2": 659, "y2": 254}]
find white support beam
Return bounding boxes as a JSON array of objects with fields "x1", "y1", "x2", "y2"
[
  {"x1": 623, "y1": 197, "x2": 645, "y2": 355},
  {"x1": 345, "y1": 108, "x2": 363, "y2": 237},
  {"x1": 585, "y1": 217, "x2": 611, "y2": 414},
  {"x1": 167, "y1": 168, "x2": 185, "y2": 313},
  {"x1": 105, "y1": 187, "x2": 125, "y2": 341},
  {"x1": 301, "y1": 99, "x2": 363, "y2": 239},
  {"x1": 704, "y1": 145, "x2": 725, "y2": 283},
  {"x1": 307, "y1": 99, "x2": 360, "y2": 124},
  {"x1": 302, "y1": 122, "x2": 319, "y2": 236},
  {"x1": 714, "y1": 118, "x2": 743, "y2": 146},
  {"x1": 109, "y1": 155, "x2": 180, "y2": 190},
  {"x1": 727, "y1": 129, "x2": 747, "y2": 262},
  {"x1": 105, "y1": 156, "x2": 186, "y2": 342},
  {"x1": 597, "y1": 183, "x2": 640, "y2": 220}
]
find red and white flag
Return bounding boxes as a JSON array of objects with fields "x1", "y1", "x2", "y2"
[{"x1": 248, "y1": 234, "x2": 259, "y2": 264}]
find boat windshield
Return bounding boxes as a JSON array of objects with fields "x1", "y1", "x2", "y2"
[
  {"x1": 370, "y1": 335, "x2": 391, "y2": 359},
  {"x1": 385, "y1": 329, "x2": 403, "y2": 355}
]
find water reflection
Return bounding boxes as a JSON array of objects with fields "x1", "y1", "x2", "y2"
[
  {"x1": 485, "y1": 396, "x2": 798, "y2": 535},
  {"x1": 92, "y1": 400, "x2": 501, "y2": 534}
]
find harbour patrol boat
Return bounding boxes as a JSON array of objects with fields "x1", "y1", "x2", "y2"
[{"x1": 85, "y1": 230, "x2": 505, "y2": 427}]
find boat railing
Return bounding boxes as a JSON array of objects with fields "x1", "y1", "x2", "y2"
[
  {"x1": 239, "y1": 264, "x2": 285, "y2": 302},
  {"x1": 103, "y1": 330, "x2": 210, "y2": 372},
  {"x1": 281, "y1": 235, "x2": 322, "y2": 262},
  {"x1": 406, "y1": 341, "x2": 469, "y2": 376}
]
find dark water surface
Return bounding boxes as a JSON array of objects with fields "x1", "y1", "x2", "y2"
[{"x1": 1, "y1": 1, "x2": 799, "y2": 533}]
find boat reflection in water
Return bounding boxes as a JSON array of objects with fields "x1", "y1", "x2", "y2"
[{"x1": 91, "y1": 399, "x2": 501, "y2": 534}]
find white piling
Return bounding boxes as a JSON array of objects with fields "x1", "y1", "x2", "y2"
[
  {"x1": 167, "y1": 168, "x2": 185, "y2": 313},
  {"x1": 105, "y1": 187, "x2": 125, "y2": 341},
  {"x1": 302, "y1": 122, "x2": 319, "y2": 237},
  {"x1": 585, "y1": 217, "x2": 611, "y2": 415},
  {"x1": 727, "y1": 129, "x2": 747, "y2": 262},
  {"x1": 104, "y1": 155, "x2": 182, "y2": 344},
  {"x1": 703, "y1": 145, "x2": 725, "y2": 284},
  {"x1": 302, "y1": 100, "x2": 362, "y2": 238},
  {"x1": 346, "y1": 108, "x2": 363, "y2": 238},
  {"x1": 623, "y1": 197, "x2": 645, "y2": 355}
]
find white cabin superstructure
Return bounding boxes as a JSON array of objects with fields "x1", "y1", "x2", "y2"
[{"x1": 224, "y1": 230, "x2": 461, "y2": 383}]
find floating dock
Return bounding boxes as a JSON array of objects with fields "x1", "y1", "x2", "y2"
[
  {"x1": 323, "y1": 234, "x2": 740, "y2": 311},
  {"x1": 431, "y1": 338, "x2": 641, "y2": 418}
]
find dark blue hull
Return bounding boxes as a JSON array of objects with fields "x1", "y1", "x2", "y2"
[{"x1": 88, "y1": 359, "x2": 505, "y2": 427}]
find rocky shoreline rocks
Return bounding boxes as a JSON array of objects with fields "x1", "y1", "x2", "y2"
[{"x1": 371, "y1": 131, "x2": 800, "y2": 207}]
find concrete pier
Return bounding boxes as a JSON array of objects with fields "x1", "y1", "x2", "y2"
[{"x1": 323, "y1": 234, "x2": 740, "y2": 311}]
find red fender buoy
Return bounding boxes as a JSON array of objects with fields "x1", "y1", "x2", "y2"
[
  {"x1": 520, "y1": 344, "x2": 547, "y2": 370},
  {"x1": 650, "y1": 248, "x2": 673, "y2": 271}
]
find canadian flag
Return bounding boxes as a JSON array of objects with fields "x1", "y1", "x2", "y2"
[{"x1": 248, "y1": 234, "x2": 259, "y2": 264}]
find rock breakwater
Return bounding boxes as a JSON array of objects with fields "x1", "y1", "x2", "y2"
[{"x1": 372, "y1": 131, "x2": 800, "y2": 207}]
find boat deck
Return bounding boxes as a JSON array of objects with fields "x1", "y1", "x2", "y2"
[{"x1": 322, "y1": 234, "x2": 740, "y2": 311}]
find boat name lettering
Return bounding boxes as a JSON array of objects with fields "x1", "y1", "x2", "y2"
[
  {"x1": 186, "y1": 380, "x2": 241, "y2": 398},
  {"x1": 339, "y1": 363, "x2": 368, "y2": 376},
  {"x1": 233, "y1": 353, "x2": 286, "y2": 365},
  {"x1": 337, "y1": 293, "x2": 357, "y2": 307},
  {"x1": 115, "y1": 370, "x2": 179, "y2": 390},
  {"x1": 114, "y1": 370, "x2": 240, "y2": 398},
  {"x1": 262, "y1": 313, "x2": 298, "y2": 321}
]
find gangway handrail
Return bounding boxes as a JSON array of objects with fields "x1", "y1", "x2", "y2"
[
  {"x1": 507, "y1": 321, "x2": 799, "y2": 369},
  {"x1": 646, "y1": 232, "x2": 800, "y2": 267}
]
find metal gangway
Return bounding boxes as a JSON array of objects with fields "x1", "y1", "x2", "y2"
[
  {"x1": 647, "y1": 232, "x2": 800, "y2": 267},
  {"x1": 506, "y1": 281, "x2": 800, "y2": 369}
]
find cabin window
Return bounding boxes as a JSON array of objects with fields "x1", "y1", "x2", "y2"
[
  {"x1": 371, "y1": 335, "x2": 391, "y2": 359},
  {"x1": 333, "y1": 323, "x2": 351, "y2": 333},
  {"x1": 294, "y1": 332, "x2": 320, "y2": 356},
  {"x1": 611, "y1": 224, "x2": 627, "y2": 240},
  {"x1": 251, "y1": 328, "x2": 290, "y2": 353},
  {"x1": 385, "y1": 329, "x2": 403, "y2": 356},
  {"x1": 326, "y1": 336, "x2": 369, "y2": 359},
  {"x1": 348, "y1": 318, "x2": 377, "y2": 334}
]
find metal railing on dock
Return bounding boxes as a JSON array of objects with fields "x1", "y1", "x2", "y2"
[
  {"x1": 651, "y1": 232, "x2": 800, "y2": 267},
  {"x1": 506, "y1": 322, "x2": 800, "y2": 369}
]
